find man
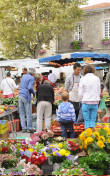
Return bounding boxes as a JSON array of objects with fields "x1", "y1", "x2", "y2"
[
  {"x1": 19, "y1": 68, "x2": 35, "y2": 133},
  {"x1": 36, "y1": 80, "x2": 54, "y2": 132},
  {"x1": 0, "y1": 72, "x2": 18, "y2": 98},
  {"x1": 21, "y1": 68, "x2": 27, "y2": 77},
  {"x1": 48, "y1": 70, "x2": 57, "y2": 84},
  {"x1": 65, "y1": 63, "x2": 82, "y2": 120}
]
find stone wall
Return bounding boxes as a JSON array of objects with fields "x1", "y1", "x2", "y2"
[{"x1": 57, "y1": 9, "x2": 110, "y2": 55}]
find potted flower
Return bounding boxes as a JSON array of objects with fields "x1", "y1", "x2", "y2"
[
  {"x1": 70, "y1": 40, "x2": 83, "y2": 50},
  {"x1": 102, "y1": 37, "x2": 110, "y2": 45}
]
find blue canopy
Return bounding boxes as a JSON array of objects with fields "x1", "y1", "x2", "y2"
[{"x1": 39, "y1": 52, "x2": 110, "y2": 63}]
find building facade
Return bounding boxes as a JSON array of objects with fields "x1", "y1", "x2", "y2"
[{"x1": 57, "y1": 3, "x2": 110, "y2": 55}]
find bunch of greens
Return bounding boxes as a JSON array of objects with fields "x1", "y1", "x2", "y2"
[{"x1": 79, "y1": 150, "x2": 110, "y2": 170}]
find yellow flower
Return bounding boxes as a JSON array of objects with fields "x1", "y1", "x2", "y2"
[
  {"x1": 58, "y1": 143, "x2": 63, "y2": 149},
  {"x1": 65, "y1": 151, "x2": 70, "y2": 157},
  {"x1": 107, "y1": 138, "x2": 110, "y2": 143},
  {"x1": 97, "y1": 140, "x2": 105, "y2": 148},
  {"x1": 98, "y1": 136, "x2": 105, "y2": 142},
  {"x1": 79, "y1": 133, "x2": 86, "y2": 141},
  {"x1": 59, "y1": 149, "x2": 66, "y2": 156},
  {"x1": 28, "y1": 148, "x2": 34, "y2": 152},
  {"x1": 83, "y1": 143, "x2": 87, "y2": 150},
  {"x1": 85, "y1": 128, "x2": 92, "y2": 137},
  {"x1": 53, "y1": 152, "x2": 56, "y2": 156},
  {"x1": 93, "y1": 131, "x2": 100, "y2": 139},
  {"x1": 104, "y1": 127, "x2": 110, "y2": 135},
  {"x1": 85, "y1": 137, "x2": 94, "y2": 145}
]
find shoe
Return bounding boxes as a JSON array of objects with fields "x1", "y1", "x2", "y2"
[
  {"x1": 22, "y1": 129, "x2": 27, "y2": 133},
  {"x1": 27, "y1": 129, "x2": 35, "y2": 133}
]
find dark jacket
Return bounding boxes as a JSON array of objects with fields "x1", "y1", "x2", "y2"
[{"x1": 36, "y1": 83, "x2": 54, "y2": 104}]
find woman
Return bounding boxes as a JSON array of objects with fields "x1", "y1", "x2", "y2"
[{"x1": 78, "y1": 65, "x2": 101, "y2": 129}]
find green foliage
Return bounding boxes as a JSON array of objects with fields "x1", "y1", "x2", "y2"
[
  {"x1": 52, "y1": 159, "x2": 83, "y2": 175},
  {"x1": 1, "y1": 159, "x2": 17, "y2": 169},
  {"x1": 35, "y1": 143, "x2": 45, "y2": 152},
  {"x1": 79, "y1": 151, "x2": 110, "y2": 170},
  {"x1": 71, "y1": 40, "x2": 83, "y2": 50},
  {"x1": 78, "y1": 162, "x2": 104, "y2": 175},
  {"x1": 0, "y1": 0, "x2": 87, "y2": 59}
]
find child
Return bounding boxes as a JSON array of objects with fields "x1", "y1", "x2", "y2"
[
  {"x1": 98, "y1": 84, "x2": 107, "y2": 122},
  {"x1": 57, "y1": 91, "x2": 76, "y2": 138}
]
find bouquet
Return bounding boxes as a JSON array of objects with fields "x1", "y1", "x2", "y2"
[
  {"x1": 67, "y1": 140, "x2": 81, "y2": 154},
  {"x1": 31, "y1": 130, "x2": 54, "y2": 145}
]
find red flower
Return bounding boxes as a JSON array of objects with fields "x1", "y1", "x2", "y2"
[{"x1": 2, "y1": 146, "x2": 9, "y2": 153}]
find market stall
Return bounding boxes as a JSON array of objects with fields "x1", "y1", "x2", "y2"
[{"x1": 0, "y1": 126, "x2": 110, "y2": 175}]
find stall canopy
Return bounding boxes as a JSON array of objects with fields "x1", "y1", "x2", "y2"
[{"x1": 39, "y1": 52, "x2": 110, "y2": 65}]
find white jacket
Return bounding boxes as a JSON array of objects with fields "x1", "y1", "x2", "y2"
[{"x1": 78, "y1": 73, "x2": 101, "y2": 102}]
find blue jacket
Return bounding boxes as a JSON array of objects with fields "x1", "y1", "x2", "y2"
[
  {"x1": 57, "y1": 102, "x2": 76, "y2": 122},
  {"x1": 19, "y1": 73, "x2": 35, "y2": 102}
]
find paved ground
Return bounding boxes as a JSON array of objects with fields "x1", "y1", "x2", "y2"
[{"x1": 10, "y1": 131, "x2": 32, "y2": 139}]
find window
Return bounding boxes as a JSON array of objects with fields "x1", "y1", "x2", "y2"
[
  {"x1": 104, "y1": 21, "x2": 110, "y2": 39},
  {"x1": 74, "y1": 24, "x2": 82, "y2": 41}
]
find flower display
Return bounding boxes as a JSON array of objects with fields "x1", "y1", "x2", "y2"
[
  {"x1": 67, "y1": 141, "x2": 81, "y2": 154},
  {"x1": 31, "y1": 130, "x2": 54, "y2": 144},
  {"x1": 79, "y1": 128, "x2": 110, "y2": 151},
  {"x1": 44, "y1": 143, "x2": 71, "y2": 163}
]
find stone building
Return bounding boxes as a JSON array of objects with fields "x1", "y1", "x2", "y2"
[{"x1": 57, "y1": 2, "x2": 110, "y2": 55}]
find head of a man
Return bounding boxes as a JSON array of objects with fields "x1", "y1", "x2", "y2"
[
  {"x1": 73, "y1": 63, "x2": 81, "y2": 75},
  {"x1": 7, "y1": 72, "x2": 11, "y2": 77},
  {"x1": 28, "y1": 68, "x2": 36, "y2": 76},
  {"x1": 22, "y1": 68, "x2": 27, "y2": 74}
]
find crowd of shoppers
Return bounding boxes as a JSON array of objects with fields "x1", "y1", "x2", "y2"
[{"x1": 0, "y1": 63, "x2": 107, "y2": 137}]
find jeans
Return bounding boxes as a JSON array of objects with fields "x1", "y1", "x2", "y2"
[
  {"x1": 19, "y1": 96, "x2": 32, "y2": 130},
  {"x1": 82, "y1": 104, "x2": 98, "y2": 129},
  {"x1": 60, "y1": 121, "x2": 75, "y2": 138}
]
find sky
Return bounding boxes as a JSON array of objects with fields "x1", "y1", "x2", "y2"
[{"x1": 86, "y1": 0, "x2": 110, "y2": 6}]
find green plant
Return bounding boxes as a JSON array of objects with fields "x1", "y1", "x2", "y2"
[
  {"x1": 79, "y1": 151, "x2": 110, "y2": 170},
  {"x1": 71, "y1": 40, "x2": 83, "y2": 50},
  {"x1": 103, "y1": 37, "x2": 109, "y2": 41}
]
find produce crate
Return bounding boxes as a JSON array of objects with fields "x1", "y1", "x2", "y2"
[
  {"x1": 95, "y1": 123, "x2": 110, "y2": 130},
  {"x1": 51, "y1": 121, "x2": 84, "y2": 137},
  {"x1": 73, "y1": 123, "x2": 84, "y2": 137},
  {"x1": 8, "y1": 119, "x2": 20, "y2": 133}
]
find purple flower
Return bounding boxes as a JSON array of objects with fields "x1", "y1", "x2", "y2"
[
  {"x1": 20, "y1": 150, "x2": 25, "y2": 156},
  {"x1": 52, "y1": 148, "x2": 57, "y2": 152},
  {"x1": 22, "y1": 140, "x2": 26, "y2": 145},
  {"x1": 66, "y1": 155, "x2": 71, "y2": 160},
  {"x1": 55, "y1": 152, "x2": 61, "y2": 157},
  {"x1": 11, "y1": 145, "x2": 17, "y2": 153}
]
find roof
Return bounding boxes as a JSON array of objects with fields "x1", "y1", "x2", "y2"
[
  {"x1": 39, "y1": 52, "x2": 110, "y2": 64},
  {"x1": 82, "y1": 3, "x2": 110, "y2": 11}
]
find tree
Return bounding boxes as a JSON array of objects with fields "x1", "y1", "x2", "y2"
[{"x1": 0, "y1": 0, "x2": 87, "y2": 59}]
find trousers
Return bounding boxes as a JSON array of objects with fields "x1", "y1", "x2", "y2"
[
  {"x1": 19, "y1": 96, "x2": 32, "y2": 130},
  {"x1": 82, "y1": 104, "x2": 98, "y2": 129},
  {"x1": 37, "y1": 101, "x2": 52, "y2": 132}
]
